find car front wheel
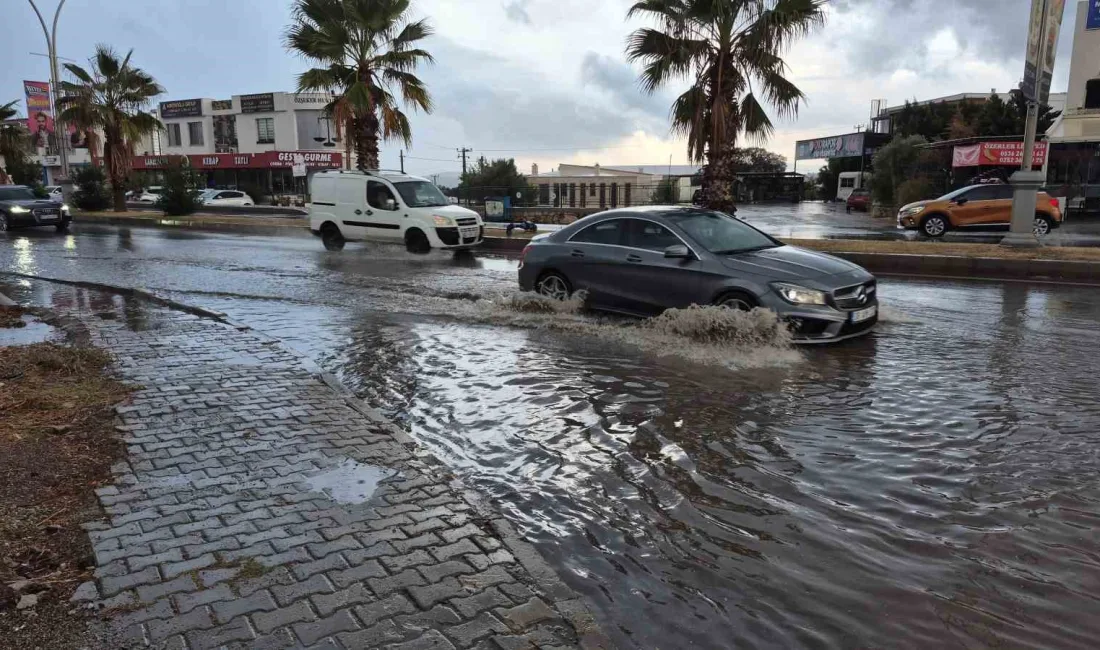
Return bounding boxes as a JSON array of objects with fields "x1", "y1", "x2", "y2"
[
  {"x1": 714, "y1": 291, "x2": 757, "y2": 311},
  {"x1": 321, "y1": 223, "x2": 345, "y2": 251},
  {"x1": 0, "y1": 214, "x2": 8, "y2": 232},
  {"x1": 536, "y1": 272, "x2": 572, "y2": 300},
  {"x1": 1034, "y1": 214, "x2": 1053, "y2": 236},
  {"x1": 921, "y1": 214, "x2": 948, "y2": 237}
]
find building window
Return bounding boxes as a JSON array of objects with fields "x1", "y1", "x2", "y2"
[
  {"x1": 840, "y1": 176, "x2": 855, "y2": 188},
  {"x1": 256, "y1": 118, "x2": 275, "y2": 144},
  {"x1": 166, "y1": 123, "x2": 181, "y2": 147},
  {"x1": 187, "y1": 122, "x2": 204, "y2": 146},
  {"x1": 1086, "y1": 79, "x2": 1100, "y2": 110},
  {"x1": 589, "y1": 183, "x2": 596, "y2": 196}
]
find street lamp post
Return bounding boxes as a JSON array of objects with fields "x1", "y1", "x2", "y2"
[{"x1": 27, "y1": 0, "x2": 69, "y2": 182}]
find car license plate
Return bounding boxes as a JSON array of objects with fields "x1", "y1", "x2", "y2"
[{"x1": 850, "y1": 306, "x2": 877, "y2": 323}]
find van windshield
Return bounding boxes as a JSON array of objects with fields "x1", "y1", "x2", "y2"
[{"x1": 394, "y1": 181, "x2": 448, "y2": 207}]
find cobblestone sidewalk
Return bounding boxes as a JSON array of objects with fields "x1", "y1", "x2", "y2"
[{"x1": 57, "y1": 292, "x2": 608, "y2": 650}]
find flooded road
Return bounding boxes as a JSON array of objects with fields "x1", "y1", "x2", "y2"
[{"x1": 4, "y1": 225, "x2": 1100, "y2": 649}]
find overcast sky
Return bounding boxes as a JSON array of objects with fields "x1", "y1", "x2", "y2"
[{"x1": 0, "y1": 0, "x2": 1081, "y2": 178}]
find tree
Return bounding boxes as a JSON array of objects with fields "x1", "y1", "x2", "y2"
[
  {"x1": 155, "y1": 156, "x2": 201, "y2": 216},
  {"x1": 0, "y1": 100, "x2": 32, "y2": 184},
  {"x1": 869, "y1": 135, "x2": 926, "y2": 208},
  {"x1": 730, "y1": 147, "x2": 787, "y2": 173},
  {"x1": 626, "y1": 0, "x2": 825, "y2": 212},
  {"x1": 815, "y1": 157, "x2": 861, "y2": 201},
  {"x1": 458, "y1": 157, "x2": 530, "y2": 200},
  {"x1": 57, "y1": 45, "x2": 163, "y2": 212},
  {"x1": 71, "y1": 166, "x2": 111, "y2": 211},
  {"x1": 286, "y1": 0, "x2": 434, "y2": 171},
  {"x1": 650, "y1": 178, "x2": 679, "y2": 203}
]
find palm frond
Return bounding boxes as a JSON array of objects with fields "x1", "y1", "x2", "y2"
[
  {"x1": 626, "y1": 28, "x2": 710, "y2": 93},
  {"x1": 739, "y1": 92, "x2": 773, "y2": 142}
]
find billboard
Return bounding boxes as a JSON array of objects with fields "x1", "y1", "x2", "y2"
[
  {"x1": 159, "y1": 99, "x2": 203, "y2": 119},
  {"x1": 952, "y1": 141, "x2": 1048, "y2": 167},
  {"x1": 131, "y1": 150, "x2": 342, "y2": 170},
  {"x1": 795, "y1": 133, "x2": 864, "y2": 160},
  {"x1": 240, "y1": 93, "x2": 275, "y2": 113},
  {"x1": 1090, "y1": 0, "x2": 1100, "y2": 29},
  {"x1": 24, "y1": 80, "x2": 52, "y2": 148},
  {"x1": 1021, "y1": 0, "x2": 1065, "y2": 103}
]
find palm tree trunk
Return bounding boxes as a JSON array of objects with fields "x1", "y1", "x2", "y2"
[
  {"x1": 353, "y1": 112, "x2": 381, "y2": 171},
  {"x1": 105, "y1": 133, "x2": 127, "y2": 212},
  {"x1": 701, "y1": 138, "x2": 738, "y2": 213}
]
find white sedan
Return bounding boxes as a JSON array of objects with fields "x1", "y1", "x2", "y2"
[
  {"x1": 137, "y1": 186, "x2": 163, "y2": 203},
  {"x1": 199, "y1": 189, "x2": 254, "y2": 206}
]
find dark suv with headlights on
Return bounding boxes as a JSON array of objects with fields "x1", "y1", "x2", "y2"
[
  {"x1": 518, "y1": 207, "x2": 878, "y2": 343},
  {"x1": 0, "y1": 185, "x2": 71, "y2": 232}
]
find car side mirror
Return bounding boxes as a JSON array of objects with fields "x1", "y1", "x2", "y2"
[
  {"x1": 385, "y1": 198, "x2": 396, "y2": 211},
  {"x1": 664, "y1": 244, "x2": 691, "y2": 259},
  {"x1": 954, "y1": 197, "x2": 968, "y2": 206}
]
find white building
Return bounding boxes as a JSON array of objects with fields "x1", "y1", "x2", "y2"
[
  {"x1": 1045, "y1": 0, "x2": 1100, "y2": 208},
  {"x1": 527, "y1": 163, "x2": 700, "y2": 208}
]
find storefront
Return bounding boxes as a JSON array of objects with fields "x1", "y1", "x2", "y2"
[{"x1": 131, "y1": 151, "x2": 342, "y2": 199}]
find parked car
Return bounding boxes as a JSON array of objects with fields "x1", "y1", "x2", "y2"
[
  {"x1": 199, "y1": 189, "x2": 254, "y2": 207},
  {"x1": 44, "y1": 185, "x2": 64, "y2": 203},
  {"x1": 136, "y1": 186, "x2": 164, "y2": 203},
  {"x1": 309, "y1": 170, "x2": 484, "y2": 253},
  {"x1": 0, "y1": 185, "x2": 72, "y2": 232},
  {"x1": 897, "y1": 183, "x2": 1062, "y2": 237},
  {"x1": 846, "y1": 188, "x2": 871, "y2": 212},
  {"x1": 518, "y1": 207, "x2": 878, "y2": 343}
]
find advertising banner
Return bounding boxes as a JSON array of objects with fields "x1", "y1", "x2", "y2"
[
  {"x1": 1022, "y1": 0, "x2": 1065, "y2": 103},
  {"x1": 1089, "y1": 0, "x2": 1100, "y2": 29},
  {"x1": 159, "y1": 99, "x2": 203, "y2": 119},
  {"x1": 131, "y1": 151, "x2": 342, "y2": 170},
  {"x1": 24, "y1": 80, "x2": 52, "y2": 148},
  {"x1": 240, "y1": 93, "x2": 275, "y2": 114},
  {"x1": 211, "y1": 99, "x2": 233, "y2": 111},
  {"x1": 952, "y1": 141, "x2": 1048, "y2": 167},
  {"x1": 795, "y1": 133, "x2": 864, "y2": 160}
]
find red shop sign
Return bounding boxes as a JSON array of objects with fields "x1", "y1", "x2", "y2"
[{"x1": 132, "y1": 151, "x2": 342, "y2": 170}]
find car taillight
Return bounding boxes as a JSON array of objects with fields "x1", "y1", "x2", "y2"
[
  {"x1": 519, "y1": 245, "x2": 531, "y2": 268},
  {"x1": 1050, "y1": 197, "x2": 1060, "y2": 208}
]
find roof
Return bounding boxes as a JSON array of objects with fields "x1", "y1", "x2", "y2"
[{"x1": 314, "y1": 169, "x2": 428, "y2": 183}]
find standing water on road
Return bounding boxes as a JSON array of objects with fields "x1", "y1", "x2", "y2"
[{"x1": 4, "y1": 226, "x2": 1100, "y2": 648}]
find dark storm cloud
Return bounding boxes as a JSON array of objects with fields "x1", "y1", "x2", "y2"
[{"x1": 579, "y1": 52, "x2": 674, "y2": 120}]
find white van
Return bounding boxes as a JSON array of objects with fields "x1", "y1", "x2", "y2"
[
  {"x1": 836, "y1": 172, "x2": 869, "y2": 202},
  {"x1": 309, "y1": 170, "x2": 483, "y2": 252}
]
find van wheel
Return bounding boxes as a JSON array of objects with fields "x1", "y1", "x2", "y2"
[
  {"x1": 321, "y1": 223, "x2": 345, "y2": 251},
  {"x1": 405, "y1": 229, "x2": 431, "y2": 254},
  {"x1": 920, "y1": 214, "x2": 948, "y2": 237},
  {"x1": 1034, "y1": 214, "x2": 1053, "y2": 236}
]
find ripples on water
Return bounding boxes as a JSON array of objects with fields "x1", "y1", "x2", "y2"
[{"x1": 188, "y1": 279, "x2": 1100, "y2": 649}]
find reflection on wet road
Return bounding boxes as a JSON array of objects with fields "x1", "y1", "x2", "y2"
[{"x1": 4, "y1": 225, "x2": 1100, "y2": 648}]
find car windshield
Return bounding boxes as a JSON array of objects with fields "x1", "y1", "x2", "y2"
[
  {"x1": 393, "y1": 180, "x2": 448, "y2": 207},
  {"x1": 664, "y1": 210, "x2": 780, "y2": 255},
  {"x1": 0, "y1": 187, "x2": 37, "y2": 201}
]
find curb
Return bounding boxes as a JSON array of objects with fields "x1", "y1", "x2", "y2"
[
  {"x1": 8, "y1": 273, "x2": 613, "y2": 649},
  {"x1": 0, "y1": 291, "x2": 15, "y2": 307}
]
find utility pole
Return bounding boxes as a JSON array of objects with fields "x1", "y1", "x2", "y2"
[
  {"x1": 27, "y1": 0, "x2": 69, "y2": 182},
  {"x1": 399, "y1": 150, "x2": 404, "y2": 173},
  {"x1": 457, "y1": 147, "x2": 472, "y2": 205}
]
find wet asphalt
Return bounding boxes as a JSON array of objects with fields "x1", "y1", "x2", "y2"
[{"x1": 3, "y1": 223, "x2": 1100, "y2": 649}]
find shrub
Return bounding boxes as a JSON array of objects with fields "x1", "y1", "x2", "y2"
[
  {"x1": 155, "y1": 157, "x2": 200, "y2": 216},
  {"x1": 238, "y1": 182, "x2": 266, "y2": 205},
  {"x1": 870, "y1": 135, "x2": 927, "y2": 208},
  {"x1": 72, "y1": 166, "x2": 111, "y2": 211}
]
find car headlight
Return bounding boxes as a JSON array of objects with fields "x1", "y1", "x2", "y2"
[
  {"x1": 9, "y1": 206, "x2": 30, "y2": 214},
  {"x1": 432, "y1": 215, "x2": 453, "y2": 227},
  {"x1": 61, "y1": 203, "x2": 70, "y2": 213},
  {"x1": 771, "y1": 282, "x2": 827, "y2": 306},
  {"x1": 899, "y1": 205, "x2": 925, "y2": 218}
]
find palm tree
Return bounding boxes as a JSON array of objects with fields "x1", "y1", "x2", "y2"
[
  {"x1": 626, "y1": 0, "x2": 825, "y2": 210},
  {"x1": 286, "y1": 0, "x2": 434, "y2": 171},
  {"x1": 56, "y1": 45, "x2": 163, "y2": 211},
  {"x1": 0, "y1": 100, "x2": 30, "y2": 184}
]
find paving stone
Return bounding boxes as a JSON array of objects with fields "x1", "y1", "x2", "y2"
[
  {"x1": 270, "y1": 573, "x2": 334, "y2": 607},
  {"x1": 211, "y1": 588, "x2": 278, "y2": 624},
  {"x1": 392, "y1": 629, "x2": 460, "y2": 650},
  {"x1": 148, "y1": 606, "x2": 215, "y2": 642},
  {"x1": 183, "y1": 536, "x2": 241, "y2": 560},
  {"x1": 292, "y1": 608, "x2": 360, "y2": 646},
  {"x1": 494, "y1": 598, "x2": 558, "y2": 632},
  {"x1": 344, "y1": 541, "x2": 399, "y2": 564},
  {"x1": 337, "y1": 619, "x2": 406, "y2": 648},
  {"x1": 185, "y1": 616, "x2": 256, "y2": 649},
  {"x1": 101, "y1": 565, "x2": 161, "y2": 597},
  {"x1": 394, "y1": 532, "x2": 442, "y2": 554},
  {"x1": 444, "y1": 613, "x2": 510, "y2": 647},
  {"x1": 395, "y1": 604, "x2": 463, "y2": 632},
  {"x1": 419, "y1": 560, "x2": 476, "y2": 584},
  {"x1": 129, "y1": 547, "x2": 184, "y2": 572},
  {"x1": 497, "y1": 583, "x2": 536, "y2": 605},
  {"x1": 409, "y1": 577, "x2": 468, "y2": 610},
  {"x1": 291, "y1": 553, "x2": 349, "y2": 581},
  {"x1": 197, "y1": 567, "x2": 240, "y2": 589},
  {"x1": 432, "y1": 539, "x2": 480, "y2": 562},
  {"x1": 327, "y1": 558, "x2": 388, "y2": 589},
  {"x1": 162, "y1": 553, "x2": 217, "y2": 579},
  {"x1": 441, "y1": 524, "x2": 484, "y2": 545},
  {"x1": 369, "y1": 569, "x2": 427, "y2": 597},
  {"x1": 173, "y1": 584, "x2": 236, "y2": 614},
  {"x1": 111, "y1": 598, "x2": 175, "y2": 630},
  {"x1": 137, "y1": 574, "x2": 200, "y2": 604},
  {"x1": 311, "y1": 582, "x2": 374, "y2": 617},
  {"x1": 458, "y1": 567, "x2": 515, "y2": 593},
  {"x1": 450, "y1": 587, "x2": 516, "y2": 621},
  {"x1": 381, "y1": 550, "x2": 434, "y2": 574},
  {"x1": 354, "y1": 593, "x2": 417, "y2": 627},
  {"x1": 252, "y1": 599, "x2": 318, "y2": 634}
]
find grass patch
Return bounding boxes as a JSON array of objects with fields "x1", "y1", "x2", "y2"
[
  {"x1": 235, "y1": 558, "x2": 270, "y2": 581},
  {"x1": 0, "y1": 343, "x2": 133, "y2": 645},
  {"x1": 784, "y1": 238, "x2": 1100, "y2": 262},
  {"x1": 0, "y1": 306, "x2": 26, "y2": 329}
]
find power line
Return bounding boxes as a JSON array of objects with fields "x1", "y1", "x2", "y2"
[{"x1": 404, "y1": 155, "x2": 462, "y2": 163}]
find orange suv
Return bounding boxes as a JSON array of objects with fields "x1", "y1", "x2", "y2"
[{"x1": 896, "y1": 184, "x2": 1062, "y2": 237}]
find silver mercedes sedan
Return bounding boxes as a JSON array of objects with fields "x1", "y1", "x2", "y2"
[{"x1": 517, "y1": 207, "x2": 878, "y2": 343}]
